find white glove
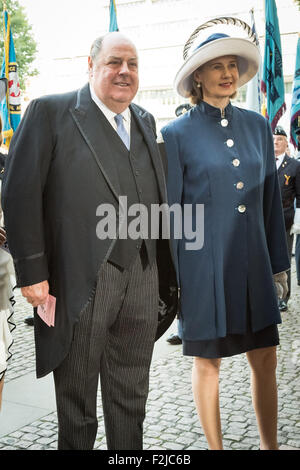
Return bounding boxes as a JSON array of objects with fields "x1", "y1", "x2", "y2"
[
  {"x1": 156, "y1": 131, "x2": 164, "y2": 144},
  {"x1": 273, "y1": 271, "x2": 288, "y2": 299},
  {"x1": 290, "y1": 223, "x2": 300, "y2": 235},
  {"x1": 291, "y1": 209, "x2": 300, "y2": 234}
]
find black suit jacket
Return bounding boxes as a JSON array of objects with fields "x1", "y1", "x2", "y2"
[
  {"x1": 2, "y1": 84, "x2": 178, "y2": 377},
  {"x1": 277, "y1": 154, "x2": 300, "y2": 230}
]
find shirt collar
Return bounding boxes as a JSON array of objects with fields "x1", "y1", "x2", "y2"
[
  {"x1": 89, "y1": 83, "x2": 130, "y2": 124},
  {"x1": 276, "y1": 152, "x2": 285, "y2": 168}
]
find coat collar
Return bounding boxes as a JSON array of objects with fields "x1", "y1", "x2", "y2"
[
  {"x1": 70, "y1": 83, "x2": 167, "y2": 203},
  {"x1": 198, "y1": 100, "x2": 233, "y2": 119},
  {"x1": 70, "y1": 83, "x2": 120, "y2": 200}
]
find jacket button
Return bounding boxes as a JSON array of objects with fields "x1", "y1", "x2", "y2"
[
  {"x1": 226, "y1": 139, "x2": 234, "y2": 147},
  {"x1": 238, "y1": 205, "x2": 246, "y2": 213},
  {"x1": 221, "y1": 119, "x2": 228, "y2": 127},
  {"x1": 232, "y1": 158, "x2": 240, "y2": 167},
  {"x1": 236, "y1": 181, "x2": 244, "y2": 189}
]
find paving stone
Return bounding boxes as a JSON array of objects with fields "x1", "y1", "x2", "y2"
[
  {"x1": 21, "y1": 433, "x2": 39, "y2": 442},
  {"x1": 161, "y1": 442, "x2": 185, "y2": 450},
  {"x1": 36, "y1": 428, "x2": 56, "y2": 438},
  {"x1": 15, "y1": 440, "x2": 34, "y2": 449}
]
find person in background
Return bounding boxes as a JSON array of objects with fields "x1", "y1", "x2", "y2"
[
  {"x1": 0, "y1": 109, "x2": 15, "y2": 410},
  {"x1": 294, "y1": 128, "x2": 300, "y2": 286},
  {"x1": 273, "y1": 126, "x2": 300, "y2": 311},
  {"x1": 161, "y1": 23, "x2": 289, "y2": 450}
]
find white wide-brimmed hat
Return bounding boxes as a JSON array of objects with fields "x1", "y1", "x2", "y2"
[{"x1": 175, "y1": 18, "x2": 261, "y2": 98}]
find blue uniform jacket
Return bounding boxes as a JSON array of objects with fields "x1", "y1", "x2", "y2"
[{"x1": 161, "y1": 101, "x2": 290, "y2": 341}]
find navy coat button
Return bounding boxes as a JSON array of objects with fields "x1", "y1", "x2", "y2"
[{"x1": 238, "y1": 205, "x2": 246, "y2": 213}]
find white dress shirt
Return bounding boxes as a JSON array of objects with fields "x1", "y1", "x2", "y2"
[
  {"x1": 89, "y1": 84, "x2": 131, "y2": 136},
  {"x1": 275, "y1": 152, "x2": 285, "y2": 170}
]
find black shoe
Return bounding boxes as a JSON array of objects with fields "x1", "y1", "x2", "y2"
[
  {"x1": 166, "y1": 334, "x2": 182, "y2": 345},
  {"x1": 24, "y1": 316, "x2": 34, "y2": 326},
  {"x1": 278, "y1": 300, "x2": 288, "y2": 312}
]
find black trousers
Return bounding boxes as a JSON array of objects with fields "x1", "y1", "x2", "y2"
[
  {"x1": 284, "y1": 229, "x2": 293, "y2": 303},
  {"x1": 53, "y1": 253, "x2": 159, "y2": 450}
]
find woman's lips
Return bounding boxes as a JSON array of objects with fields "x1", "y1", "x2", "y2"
[{"x1": 219, "y1": 82, "x2": 232, "y2": 87}]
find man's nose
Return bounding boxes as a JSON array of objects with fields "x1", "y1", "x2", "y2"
[{"x1": 119, "y1": 61, "x2": 130, "y2": 74}]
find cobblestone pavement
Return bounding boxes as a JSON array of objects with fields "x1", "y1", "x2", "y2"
[{"x1": 0, "y1": 264, "x2": 299, "y2": 451}]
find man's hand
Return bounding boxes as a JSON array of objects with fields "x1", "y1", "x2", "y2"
[
  {"x1": 21, "y1": 280, "x2": 49, "y2": 307},
  {"x1": 0, "y1": 227, "x2": 6, "y2": 246}
]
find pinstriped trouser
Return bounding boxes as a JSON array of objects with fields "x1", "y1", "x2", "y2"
[{"x1": 53, "y1": 253, "x2": 159, "y2": 450}]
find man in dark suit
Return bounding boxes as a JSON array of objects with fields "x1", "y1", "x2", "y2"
[
  {"x1": 273, "y1": 126, "x2": 300, "y2": 310},
  {"x1": 2, "y1": 32, "x2": 177, "y2": 450}
]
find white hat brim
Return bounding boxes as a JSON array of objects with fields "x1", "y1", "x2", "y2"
[{"x1": 175, "y1": 37, "x2": 261, "y2": 98}]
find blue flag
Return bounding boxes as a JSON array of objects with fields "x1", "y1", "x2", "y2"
[
  {"x1": 261, "y1": 0, "x2": 286, "y2": 131},
  {"x1": 109, "y1": 0, "x2": 119, "y2": 32},
  {"x1": 0, "y1": 9, "x2": 21, "y2": 148},
  {"x1": 290, "y1": 36, "x2": 300, "y2": 148}
]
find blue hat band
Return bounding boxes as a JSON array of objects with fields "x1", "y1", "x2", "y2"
[{"x1": 193, "y1": 33, "x2": 230, "y2": 53}]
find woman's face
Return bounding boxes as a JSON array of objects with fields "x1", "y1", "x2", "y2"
[{"x1": 194, "y1": 55, "x2": 239, "y2": 102}]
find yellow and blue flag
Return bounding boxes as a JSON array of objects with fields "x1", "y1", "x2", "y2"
[
  {"x1": 109, "y1": 0, "x2": 119, "y2": 32},
  {"x1": 290, "y1": 36, "x2": 300, "y2": 148},
  {"x1": 0, "y1": 9, "x2": 21, "y2": 148},
  {"x1": 261, "y1": 0, "x2": 286, "y2": 131}
]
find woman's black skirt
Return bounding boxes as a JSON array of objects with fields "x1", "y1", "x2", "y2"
[{"x1": 183, "y1": 323, "x2": 279, "y2": 358}]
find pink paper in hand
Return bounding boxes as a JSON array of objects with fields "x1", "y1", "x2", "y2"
[{"x1": 37, "y1": 294, "x2": 56, "y2": 327}]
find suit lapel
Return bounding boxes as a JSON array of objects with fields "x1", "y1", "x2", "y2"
[
  {"x1": 278, "y1": 154, "x2": 289, "y2": 173},
  {"x1": 278, "y1": 154, "x2": 291, "y2": 187},
  {"x1": 130, "y1": 104, "x2": 167, "y2": 203},
  {"x1": 70, "y1": 84, "x2": 121, "y2": 200}
]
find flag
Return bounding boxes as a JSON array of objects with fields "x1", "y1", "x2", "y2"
[
  {"x1": 261, "y1": 0, "x2": 286, "y2": 131},
  {"x1": 245, "y1": 9, "x2": 262, "y2": 113},
  {"x1": 290, "y1": 36, "x2": 300, "y2": 148},
  {"x1": 109, "y1": 0, "x2": 119, "y2": 32},
  {"x1": 0, "y1": 8, "x2": 21, "y2": 148}
]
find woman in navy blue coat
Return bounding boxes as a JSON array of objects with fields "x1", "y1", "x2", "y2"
[{"x1": 161, "y1": 23, "x2": 290, "y2": 450}]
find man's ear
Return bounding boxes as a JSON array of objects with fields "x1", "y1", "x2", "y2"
[{"x1": 88, "y1": 56, "x2": 93, "y2": 77}]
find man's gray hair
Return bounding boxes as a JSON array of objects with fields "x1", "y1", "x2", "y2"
[{"x1": 90, "y1": 36, "x2": 105, "y2": 61}]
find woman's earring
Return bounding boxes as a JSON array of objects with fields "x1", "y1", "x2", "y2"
[{"x1": 197, "y1": 82, "x2": 201, "y2": 88}]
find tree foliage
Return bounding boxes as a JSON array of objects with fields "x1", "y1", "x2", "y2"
[
  {"x1": 294, "y1": 0, "x2": 300, "y2": 9},
  {"x1": 0, "y1": 0, "x2": 38, "y2": 90}
]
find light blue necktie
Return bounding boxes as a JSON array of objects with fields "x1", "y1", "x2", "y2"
[{"x1": 114, "y1": 114, "x2": 130, "y2": 150}]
